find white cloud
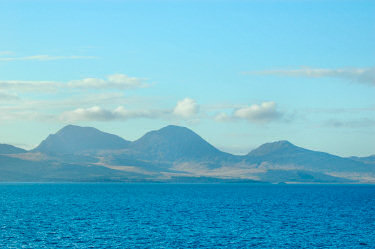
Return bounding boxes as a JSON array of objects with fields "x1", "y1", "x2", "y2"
[
  {"x1": 0, "y1": 55, "x2": 96, "y2": 61},
  {"x1": 214, "y1": 112, "x2": 231, "y2": 122},
  {"x1": 173, "y1": 98, "x2": 199, "y2": 118},
  {"x1": 233, "y1": 102, "x2": 282, "y2": 123},
  {"x1": 60, "y1": 98, "x2": 201, "y2": 122},
  {"x1": 212, "y1": 102, "x2": 284, "y2": 124},
  {"x1": 68, "y1": 74, "x2": 147, "y2": 89},
  {"x1": 0, "y1": 80, "x2": 59, "y2": 92},
  {"x1": 61, "y1": 106, "x2": 116, "y2": 122},
  {"x1": 113, "y1": 106, "x2": 158, "y2": 119},
  {"x1": 0, "y1": 74, "x2": 148, "y2": 92},
  {"x1": 59, "y1": 106, "x2": 158, "y2": 122},
  {"x1": 0, "y1": 93, "x2": 129, "y2": 114},
  {"x1": 245, "y1": 67, "x2": 375, "y2": 85}
]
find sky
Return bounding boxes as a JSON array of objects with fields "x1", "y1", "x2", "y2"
[{"x1": 0, "y1": 0, "x2": 374, "y2": 157}]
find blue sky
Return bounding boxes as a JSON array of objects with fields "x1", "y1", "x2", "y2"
[{"x1": 0, "y1": 0, "x2": 374, "y2": 156}]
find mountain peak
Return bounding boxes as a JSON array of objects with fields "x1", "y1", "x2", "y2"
[
  {"x1": 161, "y1": 124, "x2": 189, "y2": 130},
  {"x1": 56, "y1": 124, "x2": 97, "y2": 135},
  {"x1": 130, "y1": 125, "x2": 230, "y2": 162},
  {"x1": 248, "y1": 140, "x2": 301, "y2": 156},
  {"x1": 57, "y1": 124, "x2": 81, "y2": 130},
  {"x1": 33, "y1": 125, "x2": 130, "y2": 154},
  {"x1": 269, "y1": 140, "x2": 294, "y2": 147},
  {"x1": 154, "y1": 125, "x2": 196, "y2": 136}
]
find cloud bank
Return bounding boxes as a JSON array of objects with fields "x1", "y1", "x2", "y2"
[
  {"x1": 0, "y1": 74, "x2": 148, "y2": 92},
  {"x1": 0, "y1": 80, "x2": 59, "y2": 92},
  {"x1": 246, "y1": 67, "x2": 375, "y2": 86},
  {"x1": 326, "y1": 118, "x2": 375, "y2": 128},
  {"x1": 60, "y1": 106, "x2": 158, "y2": 122},
  {"x1": 68, "y1": 74, "x2": 147, "y2": 90},
  {"x1": 59, "y1": 98, "x2": 201, "y2": 122}
]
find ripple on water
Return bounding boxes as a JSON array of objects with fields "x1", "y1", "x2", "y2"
[{"x1": 0, "y1": 183, "x2": 375, "y2": 248}]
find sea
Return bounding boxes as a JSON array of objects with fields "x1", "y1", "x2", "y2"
[{"x1": 0, "y1": 183, "x2": 374, "y2": 248}]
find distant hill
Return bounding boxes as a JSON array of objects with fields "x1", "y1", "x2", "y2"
[
  {"x1": 349, "y1": 155, "x2": 375, "y2": 165},
  {"x1": 255, "y1": 169, "x2": 354, "y2": 183},
  {"x1": 33, "y1": 125, "x2": 130, "y2": 154},
  {"x1": 246, "y1": 140, "x2": 372, "y2": 173},
  {"x1": 0, "y1": 125, "x2": 373, "y2": 183},
  {"x1": 248, "y1": 140, "x2": 303, "y2": 157},
  {"x1": 0, "y1": 144, "x2": 26, "y2": 154},
  {"x1": 128, "y1": 125, "x2": 237, "y2": 163}
]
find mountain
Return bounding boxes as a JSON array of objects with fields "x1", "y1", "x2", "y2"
[
  {"x1": 129, "y1": 125, "x2": 235, "y2": 162},
  {"x1": 0, "y1": 144, "x2": 27, "y2": 154},
  {"x1": 246, "y1": 140, "x2": 372, "y2": 173},
  {"x1": 0, "y1": 125, "x2": 373, "y2": 183},
  {"x1": 349, "y1": 155, "x2": 375, "y2": 165},
  {"x1": 33, "y1": 125, "x2": 130, "y2": 154},
  {"x1": 248, "y1": 140, "x2": 303, "y2": 156}
]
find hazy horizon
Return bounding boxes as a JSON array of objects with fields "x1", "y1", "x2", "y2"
[{"x1": 2, "y1": 123, "x2": 374, "y2": 159}]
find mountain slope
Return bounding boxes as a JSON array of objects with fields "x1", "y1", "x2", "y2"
[
  {"x1": 247, "y1": 141, "x2": 372, "y2": 173},
  {"x1": 33, "y1": 125, "x2": 130, "y2": 154},
  {"x1": 0, "y1": 144, "x2": 27, "y2": 154},
  {"x1": 2, "y1": 125, "x2": 373, "y2": 183},
  {"x1": 256, "y1": 169, "x2": 354, "y2": 183},
  {"x1": 127, "y1": 125, "x2": 237, "y2": 164},
  {"x1": 349, "y1": 155, "x2": 375, "y2": 165},
  {"x1": 0, "y1": 154, "x2": 146, "y2": 182}
]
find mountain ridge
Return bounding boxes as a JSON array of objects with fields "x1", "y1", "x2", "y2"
[
  {"x1": 0, "y1": 144, "x2": 27, "y2": 154},
  {"x1": 0, "y1": 124, "x2": 374, "y2": 183}
]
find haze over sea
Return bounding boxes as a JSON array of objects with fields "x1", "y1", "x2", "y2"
[{"x1": 1, "y1": 183, "x2": 374, "y2": 248}]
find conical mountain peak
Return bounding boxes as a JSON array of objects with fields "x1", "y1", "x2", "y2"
[
  {"x1": 248, "y1": 140, "x2": 301, "y2": 156},
  {"x1": 34, "y1": 125, "x2": 130, "y2": 154},
  {"x1": 130, "y1": 125, "x2": 230, "y2": 162}
]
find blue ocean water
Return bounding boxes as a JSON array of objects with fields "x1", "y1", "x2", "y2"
[{"x1": 0, "y1": 184, "x2": 374, "y2": 248}]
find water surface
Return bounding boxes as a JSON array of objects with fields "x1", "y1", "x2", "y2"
[{"x1": 1, "y1": 183, "x2": 374, "y2": 248}]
